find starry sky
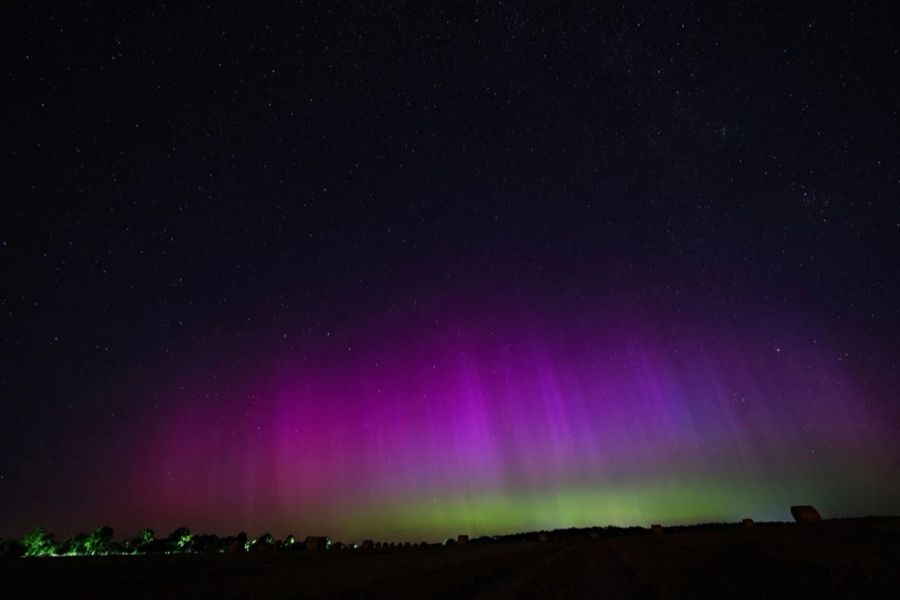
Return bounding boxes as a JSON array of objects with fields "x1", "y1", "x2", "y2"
[{"x1": 2, "y1": 2, "x2": 899, "y2": 542}]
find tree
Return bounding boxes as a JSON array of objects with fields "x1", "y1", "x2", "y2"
[
  {"x1": 234, "y1": 531, "x2": 250, "y2": 552},
  {"x1": 0, "y1": 538, "x2": 26, "y2": 559},
  {"x1": 191, "y1": 534, "x2": 221, "y2": 553},
  {"x1": 165, "y1": 527, "x2": 192, "y2": 552},
  {"x1": 257, "y1": 532, "x2": 273, "y2": 546},
  {"x1": 84, "y1": 526, "x2": 114, "y2": 555},
  {"x1": 128, "y1": 528, "x2": 154, "y2": 553},
  {"x1": 60, "y1": 532, "x2": 89, "y2": 556},
  {"x1": 21, "y1": 527, "x2": 56, "y2": 557}
]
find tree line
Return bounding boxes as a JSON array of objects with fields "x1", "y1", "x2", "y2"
[{"x1": 0, "y1": 526, "x2": 313, "y2": 558}]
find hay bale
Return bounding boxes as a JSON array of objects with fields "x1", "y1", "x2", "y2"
[
  {"x1": 742, "y1": 518, "x2": 755, "y2": 527},
  {"x1": 457, "y1": 535, "x2": 469, "y2": 545},
  {"x1": 790, "y1": 505, "x2": 822, "y2": 523}
]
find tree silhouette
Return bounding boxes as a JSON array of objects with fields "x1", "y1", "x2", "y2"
[
  {"x1": 21, "y1": 527, "x2": 56, "y2": 557},
  {"x1": 85, "y1": 526, "x2": 114, "y2": 555},
  {"x1": 60, "y1": 532, "x2": 89, "y2": 556},
  {"x1": 0, "y1": 538, "x2": 26, "y2": 558},
  {"x1": 128, "y1": 528, "x2": 154, "y2": 553},
  {"x1": 165, "y1": 527, "x2": 192, "y2": 552},
  {"x1": 257, "y1": 532, "x2": 273, "y2": 546}
]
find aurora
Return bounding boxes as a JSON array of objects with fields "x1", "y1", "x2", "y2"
[{"x1": 81, "y1": 290, "x2": 898, "y2": 542}]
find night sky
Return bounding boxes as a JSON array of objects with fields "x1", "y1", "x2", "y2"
[{"x1": 2, "y1": 2, "x2": 899, "y2": 542}]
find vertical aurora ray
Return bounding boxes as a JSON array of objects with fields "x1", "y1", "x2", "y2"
[{"x1": 115, "y1": 298, "x2": 898, "y2": 541}]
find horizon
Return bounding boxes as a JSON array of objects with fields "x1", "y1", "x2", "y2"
[{"x1": 11, "y1": 512, "x2": 893, "y2": 548}]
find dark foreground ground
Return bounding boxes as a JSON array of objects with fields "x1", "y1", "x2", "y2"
[{"x1": 2, "y1": 518, "x2": 899, "y2": 599}]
